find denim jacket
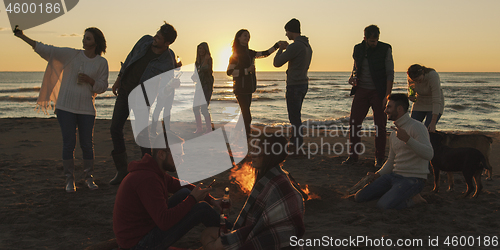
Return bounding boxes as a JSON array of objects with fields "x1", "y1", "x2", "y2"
[{"x1": 119, "y1": 35, "x2": 176, "y2": 92}]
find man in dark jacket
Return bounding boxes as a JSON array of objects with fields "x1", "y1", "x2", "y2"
[
  {"x1": 274, "y1": 18, "x2": 313, "y2": 153},
  {"x1": 109, "y1": 22, "x2": 180, "y2": 185},
  {"x1": 343, "y1": 25, "x2": 394, "y2": 168}
]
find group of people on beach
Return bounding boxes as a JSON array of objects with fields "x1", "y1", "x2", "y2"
[
  {"x1": 14, "y1": 18, "x2": 310, "y2": 249},
  {"x1": 14, "y1": 18, "x2": 446, "y2": 249}
]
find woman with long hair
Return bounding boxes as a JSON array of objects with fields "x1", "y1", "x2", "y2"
[
  {"x1": 407, "y1": 64, "x2": 444, "y2": 132},
  {"x1": 15, "y1": 27, "x2": 109, "y2": 192},
  {"x1": 201, "y1": 134, "x2": 305, "y2": 249},
  {"x1": 193, "y1": 42, "x2": 214, "y2": 134},
  {"x1": 226, "y1": 29, "x2": 281, "y2": 138}
]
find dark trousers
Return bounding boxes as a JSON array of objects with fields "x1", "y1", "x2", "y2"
[
  {"x1": 286, "y1": 84, "x2": 308, "y2": 147},
  {"x1": 110, "y1": 89, "x2": 130, "y2": 155},
  {"x1": 348, "y1": 87, "x2": 386, "y2": 159},
  {"x1": 411, "y1": 110, "x2": 442, "y2": 128},
  {"x1": 235, "y1": 93, "x2": 252, "y2": 138},
  {"x1": 110, "y1": 88, "x2": 156, "y2": 157}
]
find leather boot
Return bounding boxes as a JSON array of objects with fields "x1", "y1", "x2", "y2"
[
  {"x1": 83, "y1": 159, "x2": 98, "y2": 190},
  {"x1": 63, "y1": 159, "x2": 76, "y2": 192},
  {"x1": 110, "y1": 151, "x2": 128, "y2": 185}
]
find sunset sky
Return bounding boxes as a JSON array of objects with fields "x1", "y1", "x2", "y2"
[{"x1": 0, "y1": 0, "x2": 499, "y2": 72}]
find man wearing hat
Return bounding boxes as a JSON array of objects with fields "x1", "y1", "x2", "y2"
[{"x1": 273, "y1": 18, "x2": 313, "y2": 153}]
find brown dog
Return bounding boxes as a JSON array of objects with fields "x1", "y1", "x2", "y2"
[
  {"x1": 437, "y1": 131, "x2": 493, "y2": 181},
  {"x1": 429, "y1": 132, "x2": 491, "y2": 197}
]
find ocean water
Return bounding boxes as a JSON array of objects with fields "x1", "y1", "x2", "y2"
[{"x1": 0, "y1": 71, "x2": 499, "y2": 131}]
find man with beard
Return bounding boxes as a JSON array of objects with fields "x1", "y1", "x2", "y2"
[
  {"x1": 354, "y1": 94, "x2": 431, "y2": 210},
  {"x1": 109, "y1": 22, "x2": 181, "y2": 185},
  {"x1": 343, "y1": 24, "x2": 394, "y2": 168},
  {"x1": 113, "y1": 133, "x2": 224, "y2": 249}
]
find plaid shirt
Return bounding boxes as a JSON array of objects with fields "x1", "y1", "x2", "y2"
[{"x1": 221, "y1": 166, "x2": 305, "y2": 249}]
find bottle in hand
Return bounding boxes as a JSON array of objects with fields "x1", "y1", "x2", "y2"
[
  {"x1": 349, "y1": 69, "x2": 358, "y2": 96},
  {"x1": 408, "y1": 84, "x2": 417, "y2": 102},
  {"x1": 350, "y1": 69, "x2": 358, "y2": 86},
  {"x1": 219, "y1": 214, "x2": 228, "y2": 237},
  {"x1": 221, "y1": 187, "x2": 230, "y2": 215},
  {"x1": 77, "y1": 63, "x2": 85, "y2": 85}
]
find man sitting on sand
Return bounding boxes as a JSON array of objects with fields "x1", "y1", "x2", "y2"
[
  {"x1": 355, "y1": 93, "x2": 432, "y2": 209},
  {"x1": 113, "y1": 133, "x2": 225, "y2": 249}
]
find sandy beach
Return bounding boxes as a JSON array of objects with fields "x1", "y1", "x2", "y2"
[{"x1": 1, "y1": 118, "x2": 499, "y2": 249}]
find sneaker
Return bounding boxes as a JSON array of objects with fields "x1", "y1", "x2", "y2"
[{"x1": 341, "y1": 157, "x2": 358, "y2": 165}]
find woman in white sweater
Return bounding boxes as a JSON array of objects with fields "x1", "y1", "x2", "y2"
[
  {"x1": 406, "y1": 64, "x2": 445, "y2": 132},
  {"x1": 15, "y1": 27, "x2": 109, "y2": 192}
]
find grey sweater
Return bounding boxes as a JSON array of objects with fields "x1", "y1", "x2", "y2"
[{"x1": 273, "y1": 36, "x2": 312, "y2": 86}]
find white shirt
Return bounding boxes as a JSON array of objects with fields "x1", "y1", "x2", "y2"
[{"x1": 35, "y1": 42, "x2": 109, "y2": 116}]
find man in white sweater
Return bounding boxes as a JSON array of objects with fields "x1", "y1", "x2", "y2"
[{"x1": 355, "y1": 93, "x2": 433, "y2": 209}]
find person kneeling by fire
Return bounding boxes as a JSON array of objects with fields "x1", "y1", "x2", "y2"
[{"x1": 201, "y1": 134, "x2": 306, "y2": 249}]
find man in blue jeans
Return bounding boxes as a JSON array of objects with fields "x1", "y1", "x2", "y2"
[
  {"x1": 109, "y1": 22, "x2": 180, "y2": 185},
  {"x1": 274, "y1": 18, "x2": 312, "y2": 153},
  {"x1": 355, "y1": 94, "x2": 432, "y2": 209},
  {"x1": 113, "y1": 133, "x2": 226, "y2": 249}
]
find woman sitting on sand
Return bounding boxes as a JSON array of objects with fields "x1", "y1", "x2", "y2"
[
  {"x1": 227, "y1": 29, "x2": 281, "y2": 138},
  {"x1": 201, "y1": 134, "x2": 305, "y2": 249},
  {"x1": 193, "y1": 42, "x2": 215, "y2": 134},
  {"x1": 406, "y1": 64, "x2": 444, "y2": 132},
  {"x1": 14, "y1": 27, "x2": 109, "y2": 192}
]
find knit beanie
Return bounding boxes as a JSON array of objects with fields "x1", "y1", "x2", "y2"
[{"x1": 285, "y1": 18, "x2": 301, "y2": 33}]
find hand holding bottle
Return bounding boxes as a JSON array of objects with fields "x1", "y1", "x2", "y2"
[
  {"x1": 349, "y1": 70, "x2": 358, "y2": 86},
  {"x1": 78, "y1": 73, "x2": 95, "y2": 86}
]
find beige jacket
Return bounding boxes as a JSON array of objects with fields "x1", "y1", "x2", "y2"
[{"x1": 410, "y1": 70, "x2": 444, "y2": 115}]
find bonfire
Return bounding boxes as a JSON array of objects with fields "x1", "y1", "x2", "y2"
[
  {"x1": 229, "y1": 162, "x2": 255, "y2": 194},
  {"x1": 229, "y1": 161, "x2": 321, "y2": 201}
]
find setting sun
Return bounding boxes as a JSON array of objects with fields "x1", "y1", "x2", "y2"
[{"x1": 216, "y1": 44, "x2": 233, "y2": 72}]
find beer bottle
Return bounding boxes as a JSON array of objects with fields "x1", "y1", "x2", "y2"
[
  {"x1": 219, "y1": 214, "x2": 228, "y2": 237},
  {"x1": 221, "y1": 187, "x2": 230, "y2": 215},
  {"x1": 77, "y1": 63, "x2": 85, "y2": 85}
]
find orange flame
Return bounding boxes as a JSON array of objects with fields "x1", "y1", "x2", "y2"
[
  {"x1": 301, "y1": 184, "x2": 321, "y2": 200},
  {"x1": 229, "y1": 162, "x2": 255, "y2": 194}
]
